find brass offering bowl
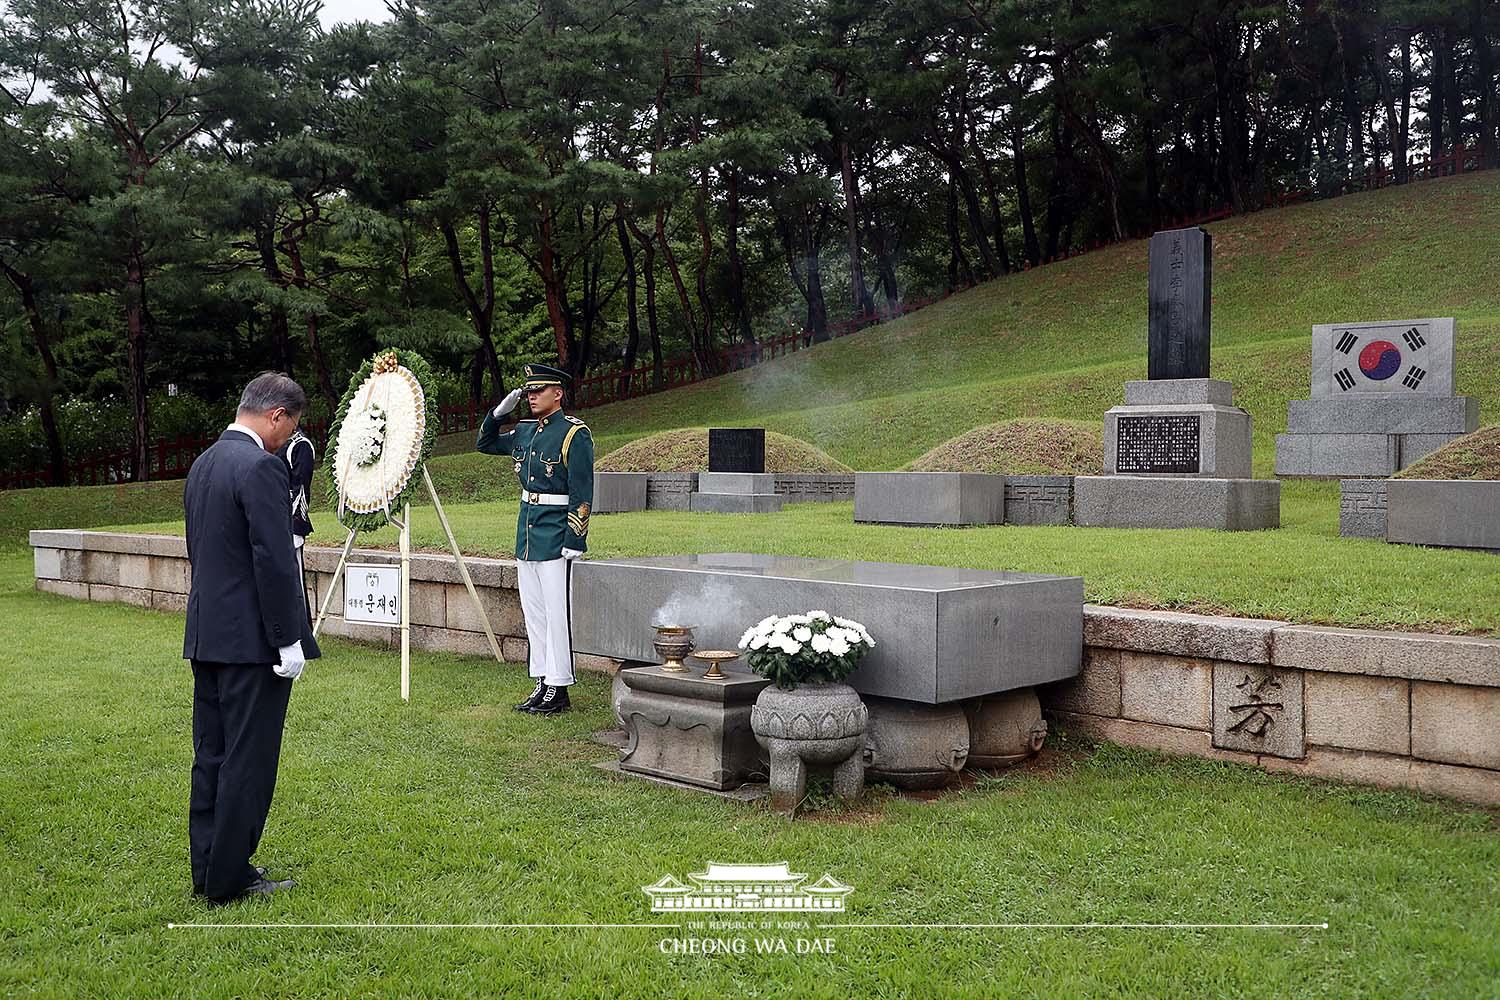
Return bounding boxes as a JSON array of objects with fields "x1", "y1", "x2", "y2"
[
  {"x1": 652, "y1": 625, "x2": 696, "y2": 673},
  {"x1": 690, "y1": 650, "x2": 740, "y2": 680}
]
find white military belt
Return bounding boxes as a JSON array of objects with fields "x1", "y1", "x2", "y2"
[{"x1": 523, "y1": 492, "x2": 569, "y2": 506}]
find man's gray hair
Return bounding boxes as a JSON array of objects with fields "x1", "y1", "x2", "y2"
[{"x1": 237, "y1": 372, "x2": 308, "y2": 416}]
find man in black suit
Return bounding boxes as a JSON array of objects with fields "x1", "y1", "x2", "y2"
[{"x1": 184, "y1": 372, "x2": 321, "y2": 903}]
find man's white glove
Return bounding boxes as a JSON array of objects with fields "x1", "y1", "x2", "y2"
[
  {"x1": 274, "y1": 640, "x2": 306, "y2": 680},
  {"x1": 492, "y1": 387, "x2": 523, "y2": 419},
  {"x1": 561, "y1": 547, "x2": 583, "y2": 560}
]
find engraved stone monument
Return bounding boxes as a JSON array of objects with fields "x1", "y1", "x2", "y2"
[
  {"x1": 1275, "y1": 318, "x2": 1479, "y2": 476},
  {"x1": 1147, "y1": 227, "x2": 1211, "y2": 380},
  {"x1": 691, "y1": 430, "x2": 783, "y2": 512},
  {"x1": 1074, "y1": 229, "x2": 1279, "y2": 530}
]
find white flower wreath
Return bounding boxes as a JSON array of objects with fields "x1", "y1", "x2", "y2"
[{"x1": 333, "y1": 361, "x2": 428, "y2": 515}]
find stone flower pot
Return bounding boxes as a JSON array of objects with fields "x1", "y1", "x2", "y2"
[
  {"x1": 862, "y1": 696, "x2": 970, "y2": 790},
  {"x1": 750, "y1": 683, "x2": 868, "y2": 814},
  {"x1": 963, "y1": 689, "x2": 1047, "y2": 769}
]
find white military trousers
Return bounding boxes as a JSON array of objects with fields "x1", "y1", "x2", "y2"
[{"x1": 516, "y1": 558, "x2": 575, "y2": 686}]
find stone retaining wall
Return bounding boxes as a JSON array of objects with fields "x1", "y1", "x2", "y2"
[
  {"x1": 30, "y1": 529, "x2": 618, "y2": 673},
  {"x1": 1043, "y1": 606, "x2": 1500, "y2": 805},
  {"x1": 29, "y1": 530, "x2": 1500, "y2": 804}
]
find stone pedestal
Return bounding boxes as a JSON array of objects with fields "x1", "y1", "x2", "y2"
[
  {"x1": 689, "y1": 470, "x2": 783, "y2": 514},
  {"x1": 617, "y1": 666, "x2": 770, "y2": 790},
  {"x1": 1082, "y1": 378, "x2": 1279, "y2": 531},
  {"x1": 852, "y1": 472, "x2": 1005, "y2": 526},
  {"x1": 1276, "y1": 318, "x2": 1478, "y2": 477},
  {"x1": 1074, "y1": 476, "x2": 1281, "y2": 530}
]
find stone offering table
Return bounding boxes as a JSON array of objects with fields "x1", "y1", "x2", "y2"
[
  {"x1": 572, "y1": 553, "x2": 1083, "y2": 703},
  {"x1": 616, "y1": 666, "x2": 771, "y2": 790}
]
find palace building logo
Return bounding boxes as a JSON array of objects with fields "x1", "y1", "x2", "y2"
[{"x1": 642, "y1": 862, "x2": 854, "y2": 913}]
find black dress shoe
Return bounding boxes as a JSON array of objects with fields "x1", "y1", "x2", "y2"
[
  {"x1": 209, "y1": 875, "x2": 296, "y2": 905},
  {"x1": 527, "y1": 684, "x2": 571, "y2": 715},
  {"x1": 195, "y1": 866, "x2": 266, "y2": 897},
  {"x1": 514, "y1": 678, "x2": 547, "y2": 711}
]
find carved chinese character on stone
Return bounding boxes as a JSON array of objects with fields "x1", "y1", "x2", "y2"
[
  {"x1": 1213, "y1": 665, "x2": 1304, "y2": 758},
  {"x1": 1227, "y1": 673, "x2": 1287, "y2": 739}
]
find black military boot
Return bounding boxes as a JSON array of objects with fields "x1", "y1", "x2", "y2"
[
  {"x1": 527, "y1": 684, "x2": 571, "y2": 715},
  {"x1": 514, "y1": 679, "x2": 547, "y2": 712}
]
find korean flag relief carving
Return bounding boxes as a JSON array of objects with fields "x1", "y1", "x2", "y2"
[{"x1": 1330, "y1": 322, "x2": 1431, "y2": 393}]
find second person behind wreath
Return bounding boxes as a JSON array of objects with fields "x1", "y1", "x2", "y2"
[{"x1": 475, "y1": 363, "x2": 594, "y2": 715}]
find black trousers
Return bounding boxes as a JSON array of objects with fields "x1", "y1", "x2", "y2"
[{"x1": 189, "y1": 660, "x2": 292, "y2": 900}]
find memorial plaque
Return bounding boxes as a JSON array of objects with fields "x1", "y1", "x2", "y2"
[
  {"x1": 1115, "y1": 414, "x2": 1201, "y2": 474},
  {"x1": 1147, "y1": 227, "x2": 1212, "y2": 380},
  {"x1": 708, "y1": 428, "x2": 765, "y2": 473}
]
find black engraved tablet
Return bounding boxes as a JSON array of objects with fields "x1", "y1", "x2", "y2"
[{"x1": 1116, "y1": 414, "x2": 1201, "y2": 474}]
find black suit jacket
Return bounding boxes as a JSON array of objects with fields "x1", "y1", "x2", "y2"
[{"x1": 183, "y1": 429, "x2": 322, "y2": 664}]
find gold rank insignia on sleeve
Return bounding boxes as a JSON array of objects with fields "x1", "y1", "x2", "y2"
[{"x1": 568, "y1": 502, "x2": 590, "y2": 537}]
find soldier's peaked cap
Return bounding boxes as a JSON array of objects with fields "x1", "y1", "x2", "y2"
[{"x1": 521, "y1": 363, "x2": 570, "y2": 391}]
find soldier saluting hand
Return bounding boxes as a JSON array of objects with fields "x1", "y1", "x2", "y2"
[{"x1": 476, "y1": 363, "x2": 594, "y2": 715}]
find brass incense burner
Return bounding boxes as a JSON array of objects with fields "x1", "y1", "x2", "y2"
[
  {"x1": 652, "y1": 625, "x2": 696, "y2": 673},
  {"x1": 691, "y1": 650, "x2": 740, "y2": 680}
]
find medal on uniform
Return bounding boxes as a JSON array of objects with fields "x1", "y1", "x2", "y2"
[
  {"x1": 513, "y1": 460, "x2": 522, "y2": 473},
  {"x1": 544, "y1": 460, "x2": 556, "y2": 477}
]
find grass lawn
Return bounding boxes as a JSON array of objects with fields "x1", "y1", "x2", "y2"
[
  {"x1": 116, "y1": 479, "x2": 1500, "y2": 634},
  {"x1": 1, "y1": 547, "x2": 1497, "y2": 998}
]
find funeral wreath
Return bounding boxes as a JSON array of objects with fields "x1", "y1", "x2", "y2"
[{"x1": 326, "y1": 349, "x2": 440, "y2": 533}]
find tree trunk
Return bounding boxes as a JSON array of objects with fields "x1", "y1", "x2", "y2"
[
  {"x1": 945, "y1": 178, "x2": 973, "y2": 288},
  {"x1": 839, "y1": 138, "x2": 873, "y2": 315},
  {"x1": 1010, "y1": 113, "x2": 1041, "y2": 265},
  {"x1": 537, "y1": 204, "x2": 573, "y2": 371},
  {"x1": 256, "y1": 223, "x2": 292, "y2": 372},
  {"x1": 724, "y1": 169, "x2": 754, "y2": 347},
  {"x1": 969, "y1": 111, "x2": 1012, "y2": 274},
  {"x1": 1476, "y1": 0, "x2": 1498, "y2": 166},
  {"x1": 626, "y1": 216, "x2": 665, "y2": 389},
  {"x1": 615, "y1": 213, "x2": 641, "y2": 392},
  {"x1": 125, "y1": 244, "x2": 150, "y2": 480},
  {"x1": 0, "y1": 263, "x2": 67, "y2": 484},
  {"x1": 1399, "y1": 33, "x2": 1412, "y2": 181},
  {"x1": 1431, "y1": 33, "x2": 1447, "y2": 160},
  {"x1": 438, "y1": 215, "x2": 505, "y2": 401}
]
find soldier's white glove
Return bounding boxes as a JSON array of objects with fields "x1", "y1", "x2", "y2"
[
  {"x1": 561, "y1": 548, "x2": 583, "y2": 560},
  {"x1": 492, "y1": 388, "x2": 523, "y2": 419},
  {"x1": 274, "y1": 641, "x2": 306, "y2": 680}
]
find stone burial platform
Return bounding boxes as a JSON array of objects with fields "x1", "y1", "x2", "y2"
[
  {"x1": 853, "y1": 472, "x2": 1005, "y2": 526},
  {"x1": 1385, "y1": 480, "x2": 1500, "y2": 552},
  {"x1": 572, "y1": 553, "x2": 1083, "y2": 704}
]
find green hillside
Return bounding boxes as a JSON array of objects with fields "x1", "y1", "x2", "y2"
[{"x1": 576, "y1": 172, "x2": 1500, "y2": 475}]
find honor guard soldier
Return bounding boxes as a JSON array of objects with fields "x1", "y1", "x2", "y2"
[
  {"x1": 476, "y1": 363, "x2": 594, "y2": 714},
  {"x1": 276, "y1": 428, "x2": 316, "y2": 623}
]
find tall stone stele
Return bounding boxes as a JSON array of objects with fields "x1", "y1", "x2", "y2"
[
  {"x1": 1274, "y1": 318, "x2": 1479, "y2": 477},
  {"x1": 1074, "y1": 227, "x2": 1281, "y2": 531}
]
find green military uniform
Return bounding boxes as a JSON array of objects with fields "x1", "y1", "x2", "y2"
[
  {"x1": 475, "y1": 363, "x2": 593, "y2": 708},
  {"x1": 476, "y1": 407, "x2": 595, "y2": 560}
]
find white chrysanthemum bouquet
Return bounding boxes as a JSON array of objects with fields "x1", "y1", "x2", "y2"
[
  {"x1": 345, "y1": 403, "x2": 388, "y2": 468},
  {"x1": 738, "y1": 610, "x2": 875, "y2": 690}
]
